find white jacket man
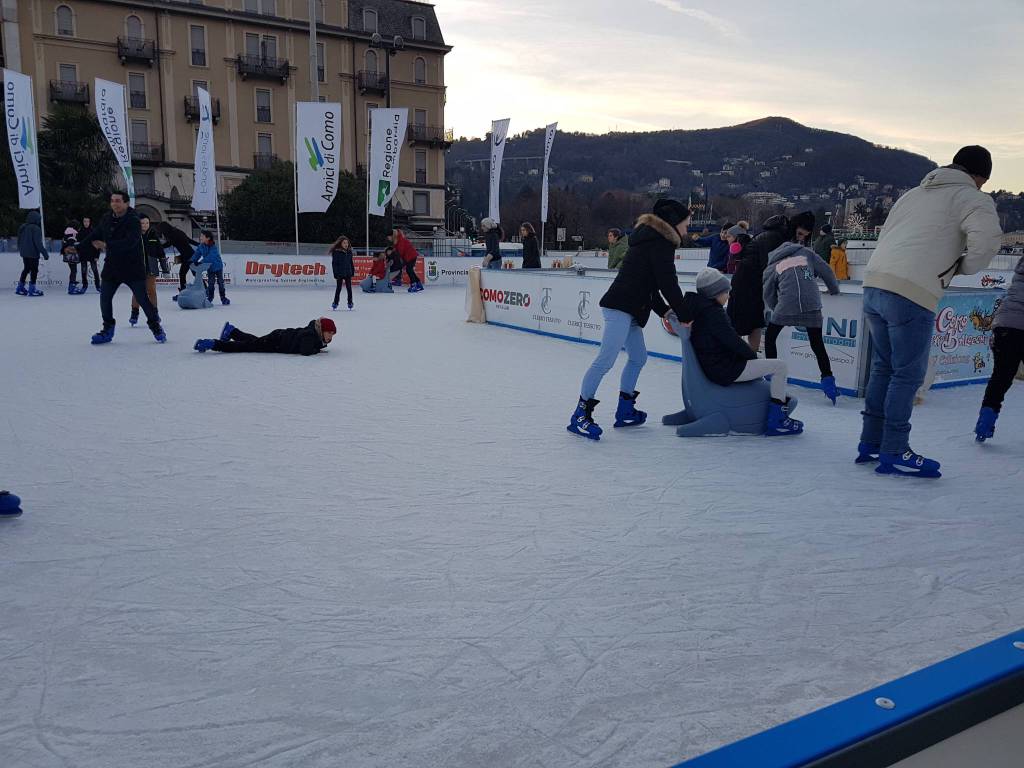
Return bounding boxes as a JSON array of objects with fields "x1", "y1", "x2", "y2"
[{"x1": 864, "y1": 164, "x2": 1002, "y2": 312}]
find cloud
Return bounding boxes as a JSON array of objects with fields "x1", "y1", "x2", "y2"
[{"x1": 646, "y1": 0, "x2": 743, "y2": 40}]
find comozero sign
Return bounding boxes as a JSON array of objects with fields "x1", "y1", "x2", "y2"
[{"x1": 481, "y1": 288, "x2": 531, "y2": 308}]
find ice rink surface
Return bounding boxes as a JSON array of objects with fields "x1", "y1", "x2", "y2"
[{"x1": 1, "y1": 284, "x2": 1022, "y2": 768}]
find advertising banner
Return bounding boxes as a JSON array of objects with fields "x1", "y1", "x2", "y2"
[
  {"x1": 928, "y1": 290, "x2": 1002, "y2": 386},
  {"x1": 94, "y1": 78, "x2": 134, "y2": 205},
  {"x1": 296, "y1": 101, "x2": 341, "y2": 212},
  {"x1": 2, "y1": 69, "x2": 42, "y2": 209},
  {"x1": 368, "y1": 108, "x2": 407, "y2": 216},
  {"x1": 223, "y1": 254, "x2": 423, "y2": 287},
  {"x1": 191, "y1": 87, "x2": 217, "y2": 211},
  {"x1": 540, "y1": 122, "x2": 557, "y2": 222},
  {"x1": 488, "y1": 118, "x2": 510, "y2": 221}
]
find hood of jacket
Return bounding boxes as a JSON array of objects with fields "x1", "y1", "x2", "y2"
[
  {"x1": 629, "y1": 214, "x2": 681, "y2": 248},
  {"x1": 25, "y1": 211, "x2": 41, "y2": 226},
  {"x1": 762, "y1": 214, "x2": 788, "y2": 233},
  {"x1": 921, "y1": 165, "x2": 979, "y2": 190},
  {"x1": 767, "y1": 241, "x2": 810, "y2": 266}
]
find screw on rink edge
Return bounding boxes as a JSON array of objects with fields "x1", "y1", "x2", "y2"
[
  {"x1": 875, "y1": 697, "x2": 896, "y2": 710},
  {"x1": 1014, "y1": 641, "x2": 1024, "y2": 651}
]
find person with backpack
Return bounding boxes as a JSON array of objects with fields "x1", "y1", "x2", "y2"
[
  {"x1": 89, "y1": 191, "x2": 165, "y2": 344},
  {"x1": 62, "y1": 221, "x2": 81, "y2": 295},
  {"x1": 76, "y1": 216, "x2": 101, "y2": 293},
  {"x1": 974, "y1": 253, "x2": 1024, "y2": 442},
  {"x1": 192, "y1": 230, "x2": 229, "y2": 305},
  {"x1": 129, "y1": 215, "x2": 165, "y2": 325},
  {"x1": 762, "y1": 241, "x2": 842, "y2": 404},
  {"x1": 15, "y1": 210, "x2": 48, "y2": 296},
  {"x1": 329, "y1": 234, "x2": 355, "y2": 310}
]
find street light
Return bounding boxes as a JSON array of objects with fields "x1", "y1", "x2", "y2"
[{"x1": 369, "y1": 33, "x2": 405, "y2": 109}]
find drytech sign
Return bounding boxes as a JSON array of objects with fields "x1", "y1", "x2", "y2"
[{"x1": 245, "y1": 261, "x2": 327, "y2": 277}]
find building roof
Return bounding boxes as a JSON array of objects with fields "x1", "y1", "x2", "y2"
[{"x1": 349, "y1": 0, "x2": 448, "y2": 47}]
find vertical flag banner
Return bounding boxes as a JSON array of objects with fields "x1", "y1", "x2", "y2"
[
  {"x1": 3, "y1": 69, "x2": 42, "y2": 209},
  {"x1": 488, "y1": 118, "x2": 510, "y2": 221},
  {"x1": 368, "y1": 107, "x2": 408, "y2": 216},
  {"x1": 296, "y1": 101, "x2": 341, "y2": 213},
  {"x1": 540, "y1": 122, "x2": 557, "y2": 222},
  {"x1": 95, "y1": 78, "x2": 135, "y2": 205},
  {"x1": 191, "y1": 87, "x2": 217, "y2": 211}
]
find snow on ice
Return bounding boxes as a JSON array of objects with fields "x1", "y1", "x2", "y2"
[{"x1": 1, "y1": 285, "x2": 1022, "y2": 767}]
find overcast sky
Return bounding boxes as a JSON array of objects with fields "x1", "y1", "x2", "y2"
[{"x1": 435, "y1": 0, "x2": 1024, "y2": 191}]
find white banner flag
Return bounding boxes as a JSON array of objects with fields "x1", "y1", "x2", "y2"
[
  {"x1": 95, "y1": 78, "x2": 134, "y2": 206},
  {"x1": 296, "y1": 101, "x2": 341, "y2": 213},
  {"x1": 191, "y1": 87, "x2": 217, "y2": 211},
  {"x1": 367, "y1": 107, "x2": 408, "y2": 216},
  {"x1": 488, "y1": 118, "x2": 510, "y2": 222},
  {"x1": 3, "y1": 69, "x2": 42, "y2": 209},
  {"x1": 540, "y1": 122, "x2": 557, "y2": 223}
]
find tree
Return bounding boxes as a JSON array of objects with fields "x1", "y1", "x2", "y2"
[{"x1": 221, "y1": 160, "x2": 388, "y2": 246}]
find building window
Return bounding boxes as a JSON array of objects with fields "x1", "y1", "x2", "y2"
[
  {"x1": 316, "y1": 42, "x2": 325, "y2": 83},
  {"x1": 134, "y1": 170, "x2": 155, "y2": 193},
  {"x1": 262, "y1": 35, "x2": 278, "y2": 60},
  {"x1": 414, "y1": 57, "x2": 426, "y2": 85},
  {"x1": 192, "y1": 80, "x2": 208, "y2": 99},
  {"x1": 58, "y1": 63, "x2": 78, "y2": 83},
  {"x1": 363, "y1": 8, "x2": 377, "y2": 32},
  {"x1": 55, "y1": 5, "x2": 74, "y2": 36},
  {"x1": 364, "y1": 49, "x2": 378, "y2": 73},
  {"x1": 255, "y1": 89, "x2": 272, "y2": 122},
  {"x1": 415, "y1": 150, "x2": 427, "y2": 185},
  {"x1": 190, "y1": 25, "x2": 207, "y2": 66},
  {"x1": 257, "y1": 132, "x2": 273, "y2": 155},
  {"x1": 366, "y1": 102, "x2": 378, "y2": 133},
  {"x1": 126, "y1": 15, "x2": 143, "y2": 39},
  {"x1": 413, "y1": 191, "x2": 429, "y2": 215},
  {"x1": 130, "y1": 119, "x2": 149, "y2": 144},
  {"x1": 245, "y1": 0, "x2": 276, "y2": 15},
  {"x1": 411, "y1": 16, "x2": 426, "y2": 40},
  {"x1": 128, "y1": 72, "x2": 147, "y2": 109},
  {"x1": 315, "y1": 0, "x2": 324, "y2": 23},
  {"x1": 414, "y1": 109, "x2": 427, "y2": 127}
]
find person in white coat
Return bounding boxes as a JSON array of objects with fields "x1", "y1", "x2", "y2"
[{"x1": 857, "y1": 146, "x2": 1002, "y2": 478}]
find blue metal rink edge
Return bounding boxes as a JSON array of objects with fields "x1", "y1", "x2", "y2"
[{"x1": 669, "y1": 630, "x2": 1024, "y2": 768}]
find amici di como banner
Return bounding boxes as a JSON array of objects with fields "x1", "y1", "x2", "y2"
[
  {"x1": 296, "y1": 102, "x2": 341, "y2": 213},
  {"x1": 3, "y1": 69, "x2": 42, "y2": 209}
]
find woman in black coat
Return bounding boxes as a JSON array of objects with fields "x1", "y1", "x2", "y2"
[
  {"x1": 157, "y1": 221, "x2": 199, "y2": 294},
  {"x1": 727, "y1": 214, "x2": 789, "y2": 351},
  {"x1": 329, "y1": 234, "x2": 355, "y2": 309},
  {"x1": 520, "y1": 222, "x2": 541, "y2": 268}
]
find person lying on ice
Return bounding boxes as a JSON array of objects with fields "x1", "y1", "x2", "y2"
[{"x1": 193, "y1": 318, "x2": 336, "y2": 356}]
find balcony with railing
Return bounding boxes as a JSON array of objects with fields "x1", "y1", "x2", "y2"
[
  {"x1": 357, "y1": 70, "x2": 387, "y2": 95},
  {"x1": 117, "y1": 37, "x2": 156, "y2": 66},
  {"x1": 131, "y1": 142, "x2": 164, "y2": 165},
  {"x1": 408, "y1": 125, "x2": 454, "y2": 149},
  {"x1": 235, "y1": 54, "x2": 289, "y2": 83},
  {"x1": 253, "y1": 153, "x2": 278, "y2": 170},
  {"x1": 129, "y1": 91, "x2": 147, "y2": 109},
  {"x1": 184, "y1": 96, "x2": 221, "y2": 124},
  {"x1": 49, "y1": 80, "x2": 89, "y2": 104}
]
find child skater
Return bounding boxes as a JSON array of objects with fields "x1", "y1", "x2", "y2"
[
  {"x1": 192, "y1": 230, "x2": 229, "y2": 305},
  {"x1": 194, "y1": 318, "x2": 336, "y2": 356},
  {"x1": 329, "y1": 234, "x2": 355, "y2": 310},
  {"x1": 62, "y1": 222, "x2": 81, "y2": 294},
  {"x1": 762, "y1": 241, "x2": 841, "y2": 403},
  {"x1": 975, "y1": 254, "x2": 1024, "y2": 441},
  {"x1": 679, "y1": 268, "x2": 805, "y2": 436}
]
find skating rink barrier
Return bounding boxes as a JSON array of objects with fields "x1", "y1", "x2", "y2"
[{"x1": 670, "y1": 629, "x2": 1024, "y2": 768}]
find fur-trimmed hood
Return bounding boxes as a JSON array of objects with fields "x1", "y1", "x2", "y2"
[{"x1": 631, "y1": 213, "x2": 682, "y2": 248}]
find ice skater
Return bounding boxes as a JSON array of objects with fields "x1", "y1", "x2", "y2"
[
  {"x1": 15, "y1": 210, "x2": 48, "y2": 296},
  {"x1": 129, "y1": 215, "x2": 165, "y2": 326},
  {"x1": 567, "y1": 199, "x2": 692, "y2": 440},
  {"x1": 390, "y1": 228, "x2": 423, "y2": 292},
  {"x1": 857, "y1": 146, "x2": 1001, "y2": 477},
  {"x1": 762, "y1": 240, "x2": 841, "y2": 403},
  {"x1": 89, "y1": 192, "x2": 166, "y2": 344},
  {"x1": 77, "y1": 216, "x2": 101, "y2": 293},
  {"x1": 680, "y1": 268, "x2": 804, "y2": 436},
  {"x1": 975, "y1": 253, "x2": 1024, "y2": 442},
  {"x1": 192, "y1": 230, "x2": 228, "y2": 305},
  {"x1": 329, "y1": 235, "x2": 355, "y2": 310},
  {"x1": 0, "y1": 490, "x2": 21, "y2": 516},
  {"x1": 193, "y1": 318, "x2": 336, "y2": 356},
  {"x1": 727, "y1": 213, "x2": 792, "y2": 352},
  {"x1": 61, "y1": 222, "x2": 81, "y2": 294}
]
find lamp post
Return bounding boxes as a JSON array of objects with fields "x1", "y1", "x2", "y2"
[{"x1": 369, "y1": 33, "x2": 404, "y2": 232}]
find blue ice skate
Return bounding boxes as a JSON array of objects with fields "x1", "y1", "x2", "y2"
[
  {"x1": 0, "y1": 490, "x2": 21, "y2": 516},
  {"x1": 567, "y1": 397, "x2": 602, "y2": 440},
  {"x1": 765, "y1": 401, "x2": 803, "y2": 436},
  {"x1": 15, "y1": 281, "x2": 27, "y2": 296},
  {"x1": 194, "y1": 338, "x2": 216, "y2": 353},
  {"x1": 974, "y1": 407, "x2": 998, "y2": 443},
  {"x1": 26, "y1": 284, "x2": 44, "y2": 296},
  {"x1": 91, "y1": 325, "x2": 115, "y2": 345},
  {"x1": 876, "y1": 449, "x2": 941, "y2": 479},
  {"x1": 821, "y1": 375, "x2": 839, "y2": 405},
  {"x1": 219, "y1": 322, "x2": 235, "y2": 342},
  {"x1": 613, "y1": 391, "x2": 647, "y2": 428},
  {"x1": 855, "y1": 442, "x2": 880, "y2": 464}
]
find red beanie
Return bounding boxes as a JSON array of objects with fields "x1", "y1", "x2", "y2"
[{"x1": 319, "y1": 318, "x2": 337, "y2": 334}]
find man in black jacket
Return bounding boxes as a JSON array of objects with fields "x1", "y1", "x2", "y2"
[
  {"x1": 157, "y1": 221, "x2": 199, "y2": 293},
  {"x1": 727, "y1": 214, "x2": 790, "y2": 351},
  {"x1": 193, "y1": 318, "x2": 335, "y2": 356},
  {"x1": 89, "y1": 192, "x2": 165, "y2": 344},
  {"x1": 567, "y1": 198, "x2": 692, "y2": 440}
]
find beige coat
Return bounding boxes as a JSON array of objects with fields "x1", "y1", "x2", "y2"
[{"x1": 864, "y1": 166, "x2": 1002, "y2": 311}]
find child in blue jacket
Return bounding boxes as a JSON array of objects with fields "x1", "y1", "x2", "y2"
[{"x1": 192, "y1": 230, "x2": 229, "y2": 305}]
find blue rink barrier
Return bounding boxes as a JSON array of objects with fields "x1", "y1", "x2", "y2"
[{"x1": 671, "y1": 629, "x2": 1024, "y2": 768}]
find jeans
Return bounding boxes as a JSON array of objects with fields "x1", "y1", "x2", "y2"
[
  {"x1": 860, "y1": 288, "x2": 934, "y2": 454},
  {"x1": 982, "y1": 328, "x2": 1024, "y2": 412},
  {"x1": 734, "y1": 358, "x2": 789, "y2": 401},
  {"x1": 581, "y1": 308, "x2": 648, "y2": 400},
  {"x1": 101, "y1": 278, "x2": 160, "y2": 329},
  {"x1": 206, "y1": 269, "x2": 227, "y2": 301}
]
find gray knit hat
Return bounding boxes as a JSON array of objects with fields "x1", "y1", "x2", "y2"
[
  {"x1": 696, "y1": 267, "x2": 731, "y2": 299},
  {"x1": 726, "y1": 224, "x2": 746, "y2": 238}
]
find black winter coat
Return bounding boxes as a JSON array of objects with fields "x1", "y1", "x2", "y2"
[
  {"x1": 94, "y1": 208, "x2": 146, "y2": 283},
  {"x1": 267, "y1": 321, "x2": 326, "y2": 356},
  {"x1": 160, "y1": 224, "x2": 198, "y2": 263},
  {"x1": 727, "y1": 215, "x2": 789, "y2": 335},
  {"x1": 332, "y1": 248, "x2": 355, "y2": 279},
  {"x1": 679, "y1": 292, "x2": 758, "y2": 385},
  {"x1": 599, "y1": 213, "x2": 687, "y2": 328},
  {"x1": 77, "y1": 225, "x2": 99, "y2": 261},
  {"x1": 521, "y1": 234, "x2": 541, "y2": 268},
  {"x1": 142, "y1": 228, "x2": 165, "y2": 276}
]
